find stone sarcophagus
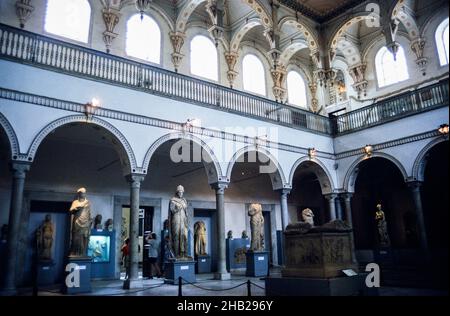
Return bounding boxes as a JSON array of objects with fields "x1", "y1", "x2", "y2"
[{"x1": 282, "y1": 220, "x2": 356, "y2": 279}]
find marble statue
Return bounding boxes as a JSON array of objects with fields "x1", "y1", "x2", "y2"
[
  {"x1": 375, "y1": 204, "x2": 390, "y2": 247},
  {"x1": 36, "y1": 214, "x2": 54, "y2": 260},
  {"x1": 194, "y1": 221, "x2": 207, "y2": 256},
  {"x1": 301, "y1": 208, "x2": 315, "y2": 226},
  {"x1": 1, "y1": 224, "x2": 7, "y2": 242},
  {"x1": 168, "y1": 185, "x2": 189, "y2": 259},
  {"x1": 241, "y1": 230, "x2": 248, "y2": 239},
  {"x1": 248, "y1": 203, "x2": 264, "y2": 252},
  {"x1": 104, "y1": 218, "x2": 113, "y2": 231},
  {"x1": 69, "y1": 188, "x2": 93, "y2": 257},
  {"x1": 93, "y1": 214, "x2": 102, "y2": 230},
  {"x1": 227, "y1": 230, "x2": 233, "y2": 239}
]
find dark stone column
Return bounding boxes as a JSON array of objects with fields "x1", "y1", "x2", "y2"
[
  {"x1": 407, "y1": 181, "x2": 429, "y2": 254},
  {"x1": 278, "y1": 189, "x2": 290, "y2": 230},
  {"x1": 335, "y1": 195, "x2": 344, "y2": 220},
  {"x1": 343, "y1": 193, "x2": 357, "y2": 263},
  {"x1": 124, "y1": 174, "x2": 145, "y2": 289},
  {"x1": 211, "y1": 182, "x2": 230, "y2": 280},
  {"x1": 3, "y1": 161, "x2": 31, "y2": 293},
  {"x1": 324, "y1": 193, "x2": 338, "y2": 222}
]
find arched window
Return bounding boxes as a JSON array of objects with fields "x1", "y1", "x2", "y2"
[
  {"x1": 44, "y1": 0, "x2": 91, "y2": 43},
  {"x1": 287, "y1": 71, "x2": 307, "y2": 107},
  {"x1": 190, "y1": 35, "x2": 218, "y2": 81},
  {"x1": 126, "y1": 14, "x2": 161, "y2": 64},
  {"x1": 436, "y1": 18, "x2": 449, "y2": 66},
  {"x1": 242, "y1": 54, "x2": 266, "y2": 95},
  {"x1": 375, "y1": 45, "x2": 409, "y2": 87}
]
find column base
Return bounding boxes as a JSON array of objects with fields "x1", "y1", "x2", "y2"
[
  {"x1": 122, "y1": 278, "x2": 143, "y2": 290},
  {"x1": 214, "y1": 272, "x2": 231, "y2": 280},
  {"x1": 0, "y1": 288, "x2": 18, "y2": 296}
]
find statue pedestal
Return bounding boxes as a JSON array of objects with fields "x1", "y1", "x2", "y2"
[
  {"x1": 246, "y1": 251, "x2": 269, "y2": 277},
  {"x1": 37, "y1": 260, "x2": 56, "y2": 286},
  {"x1": 164, "y1": 259, "x2": 196, "y2": 285},
  {"x1": 226, "y1": 238, "x2": 250, "y2": 271},
  {"x1": 265, "y1": 274, "x2": 379, "y2": 296},
  {"x1": 282, "y1": 231, "x2": 357, "y2": 278},
  {"x1": 62, "y1": 256, "x2": 92, "y2": 294},
  {"x1": 195, "y1": 255, "x2": 211, "y2": 274}
]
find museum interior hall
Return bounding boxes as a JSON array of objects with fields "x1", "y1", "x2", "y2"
[{"x1": 0, "y1": 0, "x2": 448, "y2": 297}]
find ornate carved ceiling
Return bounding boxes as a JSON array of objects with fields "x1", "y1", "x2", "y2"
[{"x1": 279, "y1": 0, "x2": 363, "y2": 22}]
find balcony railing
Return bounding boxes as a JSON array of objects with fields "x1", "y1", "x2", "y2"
[
  {"x1": 0, "y1": 23, "x2": 332, "y2": 135},
  {"x1": 332, "y1": 78, "x2": 449, "y2": 135},
  {"x1": 0, "y1": 23, "x2": 447, "y2": 137}
]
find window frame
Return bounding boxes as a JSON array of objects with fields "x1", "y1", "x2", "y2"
[
  {"x1": 43, "y1": 0, "x2": 93, "y2": 45},
  {"x1": 125, "y1": 13, "x2": 162, "y2": 65},
  {"x1": 435, "y1": 18, "x2": 449, "y2": 67},
  {"x1": 375, "y1": 45, "x2": 410, "y2": 89},
  {"x1": 286, "y1": 69, "x2": 308, "y2": 108},
  {"x1": 189, "y1": 34, "x2": 219, "y2": 82},
  {"x1": 242, "y1": 53, "x2": 267, "y2": 97}
]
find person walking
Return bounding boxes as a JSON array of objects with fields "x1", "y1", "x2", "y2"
[
  {"x1": 121, "y1": 238, "x2": 130, "y2": 280},
  {"x1": 147, "y1": 233, "x2": 162, "y2": 278}
]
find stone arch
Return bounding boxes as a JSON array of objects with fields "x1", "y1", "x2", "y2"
[
  {"x1": 27, "y1": 115, "x2": 137, "y2": 174},
  {"x1": 412, "y1": 137, "x2": 448, "y2": 182},
  {"x1": 279, "y1": 17, "x2": 319, "y2": 53},
  {"x1": 230, "y1": 19, "x2": 262, "y2": 53},
  {"x1": 0, "y1": 112, "x2": 20, "y2": 160},
  {"x1": 279, "y1": 40, "x2": 309, "y2": 68},
  {"x1": 176, "y1": 0, "x2": 272, "y2": 33},
  {"x1": 226, "y1": 145, "x2": 288, "y2": 190},
  {"x1": 142, "y1": 132, "x2": 223, "y2": 184},
  {"x1": 329, "y1": 12, "x2": 381, "y2": 63},
  {"x1": 344, "y1": 152, "x2": 409, "y2": 193},
  {"x1": 288, "y1": 157, "x2": 335, "y2": 195},
  {"x1": 391, "y1": 3, "x2": 420, "y2": 41}
]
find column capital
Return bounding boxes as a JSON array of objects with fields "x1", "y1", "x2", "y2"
[
  {"x1": 342, "y1": 192, "x2": 354, "y2": 200},
  {"x1": 324, "y1": 193, "x2": 338, "y2": 200},
  {"x1": 125, "y1": 173, "x2": 145, "y2": 187},
  {"x1": 211, "y1": 181, "x2": 229, "y2": 192},
  {"x1": 10, "y1": 161, "x2": 31, "y2": 177},
  {"x1": 278, "y1": 188, "x2": 291, "y2": 196},
  {"x1": 406, "y1": 180, "x2": 423, "y2": 191}
]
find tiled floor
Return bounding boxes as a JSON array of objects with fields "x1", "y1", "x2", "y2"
[{"x1": 21, "y1": 270, "x2": 448, "y2": 296}]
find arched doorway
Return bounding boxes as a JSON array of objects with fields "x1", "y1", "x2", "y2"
[
  {"x1": 350, "y1": 157, "x2": 415, "y2": 251},
  {"x1": 142, "y1": 135, "x2": 220, "y2": 274},
  {"x1": 421, "y1": 141, "x2": 449, "y2": 251},
  {"x1": 289, "y1": 160, "x2": 334, "y2": 225},
  {"x1": 0, "y1": 124, "x2": 12, "y2": 287},
  {"x1": 227, "y1": 148, "x2": 285, "y2": 266},
  {"x1": 20, "y1": 119, "x2": 133, "y2": 286}
]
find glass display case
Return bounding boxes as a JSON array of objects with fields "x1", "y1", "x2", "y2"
[{"x1": 87, "y1": 235, "x2": 110, "y2": 263}]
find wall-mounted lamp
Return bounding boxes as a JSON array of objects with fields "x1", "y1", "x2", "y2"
[
  {"x1": 438, "y1": 124, "x2": 449, "y2": 135},
  {"x1": 364, "y1": 144, "x2": 373, "y2": 157},
  {"x1": 308, "y1": 148, "x2": 317, "y2": 159},
  {"x1": 85, "y1": 98, "x2": 100, "y2": 121}
]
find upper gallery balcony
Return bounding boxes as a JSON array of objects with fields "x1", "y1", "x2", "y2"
[{"x1": 0, "y1": 23, "x2": 447, "y2": 137}]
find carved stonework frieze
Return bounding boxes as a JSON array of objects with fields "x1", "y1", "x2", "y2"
[
  {"x1": 411, "y1": 38, "x2": 428, "y2": 75},
  {"x1": 102, "y1": 8, "x2": 121, "y2": 53},
  {"x1": 270, "y1": 66, "x2": 287, "y2": 102},
  {"x1": 349, "y1": 63, "x2": 368, "y2": 98},
  {"x1": 169, "y1": 32, "x2": 186, "y2": 72},
  {"x1": 15, "y1": 0, "x2": 34, "y2": 29}
]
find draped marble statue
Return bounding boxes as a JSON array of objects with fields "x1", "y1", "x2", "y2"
[
  {"x1": 301, "y1": 208, "x2": 315, "y2": 226},
  {"x1": 36, "y1": 214, "x2": 54, "y2": 260},
  {"x1": 194, "y1": 221, "x2": 207, "y2": 256},
  {"x1": 69, "y1": 188, "x2": 92, "y2": 257},
  {"x1": 375, "y1": 204, "x2": 390, "y2": 247},
  {"x1": 168, "y1": 185, "x2": 189, "y2": 259},
  {"x1": 248, "y1": 203, "x2": 264, "y2": 251}
]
